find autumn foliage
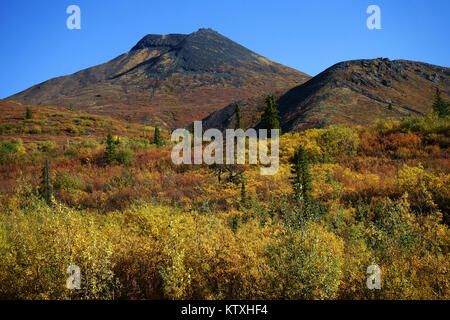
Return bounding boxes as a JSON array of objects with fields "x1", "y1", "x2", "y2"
[{"x1": 0, "y1": 101, "x2": 449, "y2": 299}]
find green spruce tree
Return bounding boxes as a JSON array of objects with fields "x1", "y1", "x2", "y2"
[
  {"x1": 261, "y1": 94, "x2": 281, "y2": 137},
  {"x1": 290, "y1": 145, "x2": 312, "y2": 205},
  {"x1": 231, "y1": 214, "x2": 239, "y2": 233},
  {"x1": 432, "y1": 88, "x2": 448, "y2": 117},
  {"x1": 105, "y1": 129, "x2": 116, "y2": 163},
  {"x1": 154, "y1": 126, "x2": 163, "y2": 146},
  {"x1": 26, "y1": 107, "x2": 33, "y2": 119}
]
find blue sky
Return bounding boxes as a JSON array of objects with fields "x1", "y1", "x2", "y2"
[{"x1": 0, "y1": 0, "x2": 449, "y2": 98}]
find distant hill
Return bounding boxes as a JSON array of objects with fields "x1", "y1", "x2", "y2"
[
  {"x1": 6, "y1": 28, "x2": 310, "y2": 130},
  {"x1": 199, "y1": 58, "x2": 450, "y2": 132}
]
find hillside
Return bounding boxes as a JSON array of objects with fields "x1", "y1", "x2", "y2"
[
  {"x1": 199, "y1": 58, "x2": 450, "y2": 132},
  {"x1": 0, "y1": 99, "x2": 152, "y2": 146},
  {"x1": 5, "y1": 28, "x2": 310, "y2": 130}
]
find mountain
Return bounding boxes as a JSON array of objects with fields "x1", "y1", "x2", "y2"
[
  {"x1": 199, "y1": 58, "x2": 450, "y2": 132},
  {"x1": 5, "y1": 28, "x2": 310, "y2": 130}
]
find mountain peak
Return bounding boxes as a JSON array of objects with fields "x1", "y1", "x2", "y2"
[
  {"x1": 129, "y1": 28, "x2": 276, "y2": 73},
  {"x1": 130, "y1": 28, "x2": 220, "y2": 52},
  {"x1": 7, "y1": 29, "x2": 309, "y2": 129},
  {"x1": 194, "y1": 28, "x2": 218, "y2": 34},
  {"x1": 130, "y1": 33, "x2": 187, "y2": 51}
]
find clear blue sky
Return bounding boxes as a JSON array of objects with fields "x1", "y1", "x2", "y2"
[{"x1": 1, "y1": 0, "x2": 449, "y2": 98}]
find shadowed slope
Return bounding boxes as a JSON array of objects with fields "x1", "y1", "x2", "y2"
[{"x1": 197, "y1": 58, "x2": 450, "y2": 132}]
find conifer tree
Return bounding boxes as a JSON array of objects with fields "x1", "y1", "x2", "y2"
[
  {"x1": 231, "y1": 214, "x2": 239, "y2": 233},
  {"x1": 154, "y1": 126, "x2": 163, "y2": 146},
  {"x1": 432, "y1": 88, "x2": 448, "y2": 117},
  {"x1": 261, "y1": 94, "x2": 281, "y2": 137},
  {"x1": 290, "y1": 145, "x2": 312, "y2": 205},
  {"x1": 240, "y1": 176, "x2": 247, "y2": 204},
  {"x1": 105, "y1": 129, "x2": 116, "y2": 163},
  {"x1": 26, "y1": 107, "x2": 33, "y2": 119}
]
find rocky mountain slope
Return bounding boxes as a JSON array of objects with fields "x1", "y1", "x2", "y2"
[
  {"x1": 199, "y1": 58, "x2": 450, "y2": 132},
  {"x1": 6, "y1": 28, "x2": 310, "y2": 130}
]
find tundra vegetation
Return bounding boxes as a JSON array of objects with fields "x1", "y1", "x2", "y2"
[{"x1": 0, "y1": 97, "x2": 448, "y2": 300}]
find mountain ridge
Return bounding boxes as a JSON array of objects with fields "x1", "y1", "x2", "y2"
[
  {"x1": 198, "y1": 58, "x2": 450, "y2": 133},
  {"x1": 6, "y1": 28, "x2": 310, "y2": 130}
]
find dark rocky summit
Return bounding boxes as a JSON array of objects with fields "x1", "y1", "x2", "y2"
[{"x1": 131, "y1": 33, "x2": 188, "y2": 51}]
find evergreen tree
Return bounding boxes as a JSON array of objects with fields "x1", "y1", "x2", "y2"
[
  {"x1": 235, "y1": 103, "x2": 243, "y2": 130},
  {"x1": 290, "y1": 145, "x2": 312, "y2": 205},
  {"x1": 154, "y1": 126, "x2": 163, "y2": 146},
  {"x1": 231, "y1": 214, "x2": 239, "y2": 233},
  {"x1": 39, "y1": 159, "x2": 52, "y2": 206},
  {"x1": 387, "y1": 103, "x2": 393, "y2": 111},
  {"x1": 25, "y1": 107, "x2": 33, "y2": 119},
  {"x1": 240, "y1": 176, "x2": 247, "y2": 204},
  {"x1": 261, "y1": 94, "x2": 281, "y2": 137},
  {"x1": 105, "y1": 129, "x2": 116, "y2": 163},
  {"x1": 432, "y1": 88, "x2": 448, "y2": 117}
]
